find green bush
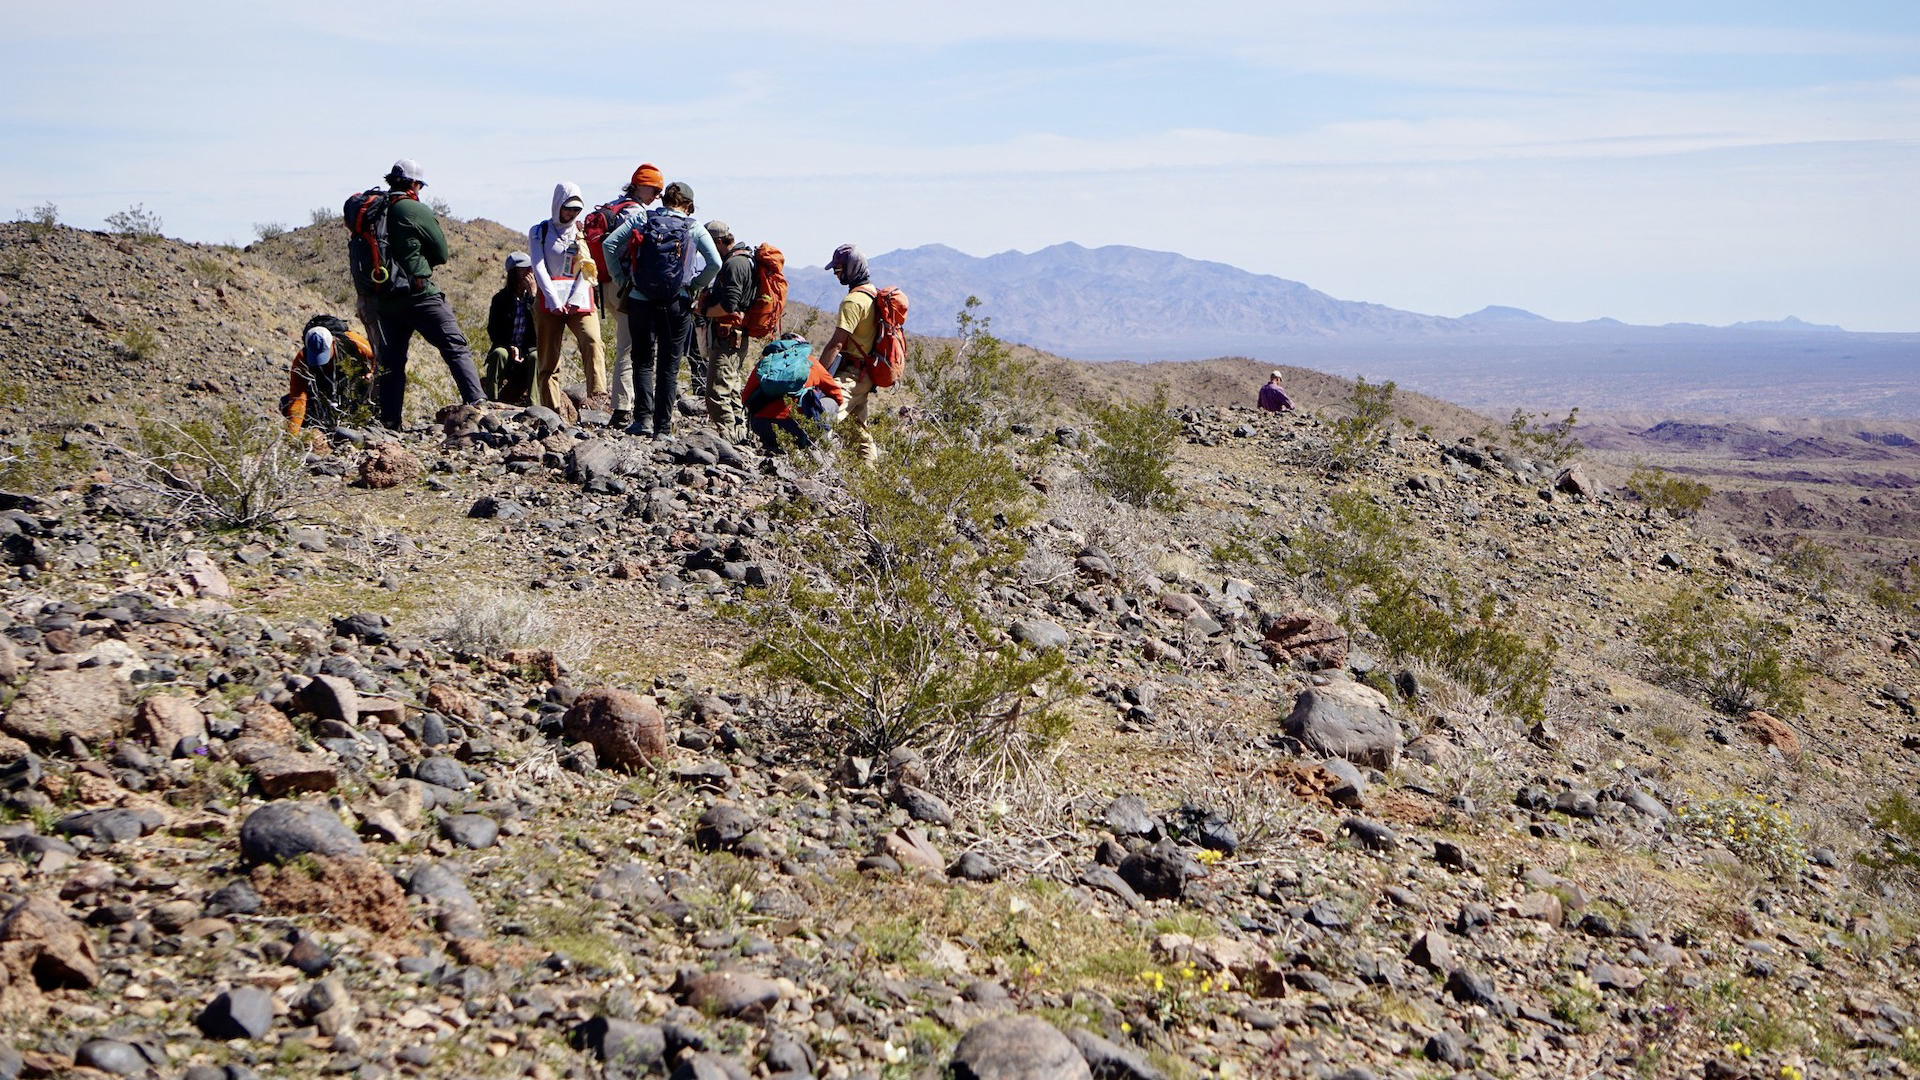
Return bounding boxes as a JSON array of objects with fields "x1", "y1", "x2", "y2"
[
  {"x1": 20, "y1": 202, "x2": 57, "y2": 239},
  {"x1": 1638, "y1": 585, "x2": 1807, "y2": 715},
  {"x1": 736, "y1": 415, "x2": 1077, "y2": 768},
  {"x1": 1625, "y1": 464, "x2": 1712, "y2": 517},
  {"x1": 127, "y1": 407, "x2": 309, "y2": 528},
  {"x1": 1087, "y1": 385, "x2": 1182, "y2": 510},
  {"x1": 105, "y1": 203, "x2": 164, "y2": 243},
  {"x1": 1866, "y1": 565, "x2": 1920, "y2": 620},
  {"x1": 254, "y1": 221, "x2": 287, "y2": 242},
  {"x1": 1504, "y1": 406, "x2": 1582, "y2": 464},
  {"x1": 118, "y1": 324, "x2": 160, "y2": 361},
  {"x1": 908, "y1": 297, "x2": 1052, "y2": 445},
  {"x1": 1325, "y1": 375, "x2": 1397, "y2": 472},
  {"x1": 1287, "y1": 488, "x2": 1556, "y2": 720}
]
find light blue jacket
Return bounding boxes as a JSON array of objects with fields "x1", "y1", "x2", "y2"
[{"x1": 604, "y1": 206, "x2": 720, "y2": 305}]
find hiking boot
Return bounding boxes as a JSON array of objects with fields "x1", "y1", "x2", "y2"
[
  {"x1": 624, "y1": 422, "x2": 653, "y2": 438},
  {"x1": 608, "y1": 409, "x2": 632, "y2": 429}
]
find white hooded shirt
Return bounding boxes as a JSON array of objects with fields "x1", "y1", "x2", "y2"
[{"x1": 529, "y1": 182, "x2": 595, "y2": 315}]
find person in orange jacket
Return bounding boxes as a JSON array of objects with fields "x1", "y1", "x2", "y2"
[
  {"x1": 741, "y1": 334, "x2": 845, "y2": 454},
  {"x1": 282, "y1": 314, "x2": 377, "y2": 434}
]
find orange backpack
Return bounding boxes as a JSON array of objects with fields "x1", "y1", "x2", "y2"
[
  {"x1": 742, "y1": 244, "x2": 786, "y2": 339},
  {"x1": 858, "y1": 285, "x2": 909, "y2": 388}
]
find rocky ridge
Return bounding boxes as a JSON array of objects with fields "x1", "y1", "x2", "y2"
[{"x1": 0, "y1": 221, "x2": 1916, "y2": 1079}]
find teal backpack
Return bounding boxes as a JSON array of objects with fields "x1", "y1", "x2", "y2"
[{"x1": 754, "y1": 337, "x2": 813, "y2": 397}]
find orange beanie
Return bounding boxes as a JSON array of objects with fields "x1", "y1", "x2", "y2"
[{"x1": 631, "y1": 163, "x2": 664, "y2": 190}]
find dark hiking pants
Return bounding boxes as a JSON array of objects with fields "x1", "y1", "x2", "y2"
[
  {"x1": 376, "y1": 292, "x2": 485, "y2": 429},
  {"x1": 627, "y1": 297, "x2": 690, "y2": 437}
]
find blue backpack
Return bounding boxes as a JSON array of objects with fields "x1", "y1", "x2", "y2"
[
  {"x1": 754, "y1": 338, "x2": 813, "y2": 398},
  {"x1": 625, "y1": 209, "x2": 699, "y2": 302}
]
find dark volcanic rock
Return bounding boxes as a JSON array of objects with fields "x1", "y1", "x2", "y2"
[
  {"x1": 949, "y1": 1014, "x2": 1091, "y2": 1080},
  {"x1": 238, "y1": 802, "x2": 365, "y2": 863}
]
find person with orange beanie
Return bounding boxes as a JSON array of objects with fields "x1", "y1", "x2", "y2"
[{"x1": 582, "y1": 163, "x2": 664, "y2": 428}]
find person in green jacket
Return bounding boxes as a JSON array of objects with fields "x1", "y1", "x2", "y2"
[{"x1": 371, "y1": 159, "x2": 486, "y2": 428}]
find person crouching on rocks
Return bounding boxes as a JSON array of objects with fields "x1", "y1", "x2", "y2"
[
  {"x1": 1258, "y1": 370, "x2": 1295, "y2": 413},
  {"x1": 282, "y1": 314, "x2": 377, "y2": 436},
  {"x1": 484, "y1": 252, "x2": 539, "y2": 405}
]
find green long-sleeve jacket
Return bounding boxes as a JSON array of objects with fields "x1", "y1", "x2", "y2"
[{"x1": 380, "y1": 196, "x2": 449, "y2": 308}]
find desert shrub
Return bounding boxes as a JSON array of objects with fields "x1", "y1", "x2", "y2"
[
  {"x1": 1776, "y1": 538, "x2": 1841, "y2": 593},
  {"x1": 1087, "y1": 385, "x2": 1182, "y2": 510},
  {"x1": 1860, "y1": 792, "x2": 1920, "y2": 879},
  {"x1": 19, "y1": 202, "x2": 57, "y2": 239},
  {"x1": 0, "y1": 432, "x2": 91, "y2": 492},
  {"x1": 1675, "y1": 790, "x2": 1807, "y2": 875},
  {"x1": 118, "y1": 324, "x2": 160, "y2": 361},
  {"x1": 430, "y1": 587, "x2": 557, "y2": 655},
  {"x1": 125, "y1": 407, "x2": 308, "y2": 528},
  {"x1": 908, "y1": 297, "x2": 1052, "y2": 444},
  {"x1": 736, "y1": 416, "x2": 1077, "y2": 770},
  {"x1": 1639, "y1": 585, "x2": 1807, "y2": 715},
  {"x1": 1288, "y1": 488, "x2": 1555, "y2": 720},
  {"x1": 310, "y1": 206, "x2": 341, "y2": 226},
  {"x1": 1866, "y1": 564, "x2": 1920, "y2": 620},
  {"x1": 105, "y1": 203, "x2": 164, "y2": 242},
  {"x1": 254, "y1": 221, "x2": 287, "y2": 242},
  {"x1": 427, "y1": 197, "x2": 455, "y2": 219},
  {"x1": 185, "y1": 254, "x2": 231, "y2": 285},
  {"x1": 1625, "y1": 464, "x2": 1712, "y2": 517},
  {"x1": 1504, "y1": 406, "x2": 1582, "y2": 464},
  {"x1": 1324, "y1": 375, "x2": 1397, "y2": 472}
]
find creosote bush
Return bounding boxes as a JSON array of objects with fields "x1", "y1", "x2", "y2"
[
  {"x1": 105, "y1": 203, "x2": 164, "y2": 243},
  {"x1": 907, "y1": 296, "x2": 1053, "y2": 445},
  {"x1": 1860, "y1": 792, "x2": 1920, "y2": 879},
  {"x1": 1626, "y1": 464, "x2": 1713, "y2": 517},
  {"x1": 126, "y1": 407, "x2": 308, "y2": 528},
  {"x1": 118, "y1": 324, "x2": 160, "y2": 361},
  {"x1": 1504, "y1": 406, "x2": 1582, "y2": 464},
  {"x1": 1324, "y1": 375, "x2": 1397, "y2": 472},
  {"x1": 1087, "y1": 385, "x2": 1182, "y2": 510},
  {"x1": 736, "y1": 401, "x2": 1077, "y2": 772},
  {"x1": 1639, "y1": 584, "x2": 1807, "y2": 715},
  {"x1": 1287, "y1": 487, "x2": 1555, "y2": 720}
]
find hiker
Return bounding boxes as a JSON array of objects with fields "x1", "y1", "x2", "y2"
[
  {"x1": 1258, "y1": 370, "x2": 1295, "y2": 413},
  {"x1": 742, "y1": 333, "x2": 845, "y2": 454},
  {"x1": 698, "y1": 221, "x2": 755, "y2": 443},
  {"x1": 365, "y1": 159, "x2": 487, "y2": 428},
  {"x1": 483, "y1": 252, "x2": 539, "y2": 404},
  {"x1": 282, "y1": 314, "x2": 376, "y2": 435},
  {"x1": 603, "y1": 180, "x2": 720, "y2": 439},
  {"x1": 529, "y1": 182, "x2": 608, "y2": 414},
  {"x1": 583, "y1": 164, "x2": 662, "y2": 429},
  {"x1": 815, "y1": 244, "x2": 885, "y2": 460}
]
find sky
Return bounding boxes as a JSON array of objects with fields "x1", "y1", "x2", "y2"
[{"x1": 3, "y1": 1, "x2": 1917, "y2": 331}]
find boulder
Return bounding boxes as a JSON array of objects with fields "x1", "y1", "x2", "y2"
[
  {"x1": 0, "y1": 895, "x2": 99, "y2": 992},
  {"x1": 0, "y1": 667, "x2": 128, "y2": 745},
  {"x1": 1011, "y1": 619, "x2": 1072, "y2": 650},
  {"x1": 358, "y1": 441, "x2": 422, "y2": 489},
  {"x1": 295, "y1": 674, "x2": 360, "y2": 726},
  {"x1": 561, "y1": 687, "x2": 667, "y2": 772},
  {"x1": 132, "y1": 695, "x2": 207, "y2": 754},
  {"x1": 1283, "y1": 680, "x2": 1402, "y2": 770},
  {"x1": 677, "y1": 970, "x2": 781, "y2": 1019},
  {"x1": 1261, "y1": 611, "x2": 1348, "y2": 670},
  {"x1": 949, "y1": 1015, "x2": 1091, "y2": 1080},
  {"x1": 1743, "y1": 710, "x2": 1801, "y2": 757},
  {"x1": 238, "y1": 801, "x2": 364, "y2": 863},
  {"x1": 178, "y1": 549, "x2": 232, "y2": 598},
  {"x1": 567, "y1": 439, "x2": 620, "y2": 486}
]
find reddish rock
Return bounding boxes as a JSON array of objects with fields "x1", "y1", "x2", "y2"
[
  {"x1": 423, "y1": 683, "x2": 482, "y2": 723},
  {"x1": 1744, "y1": 710, "x2": 1801, "y2": 757},
  {"x1": 133, "y1": 695, "x2": 207, "y2": 752},
  {"x1": 179, "y1": 549, "x2": 232, "y2": 598},
  {"x1": 880, "y1": 827, "x2": 945, "y2": 874},
  {"x1": 561, "y1": 687, "x2": 667, "y2": 772},
  {"x1": 1262, "y1": 611, "x2": 1348, "y2": 671},
  {"x1": 358, "y1": 440, "x2": 422, "y2": 489},
  {"x1": 227, "y1": 740, "x2": 339, "y2": 797},
  {"x1": 0, "y1": 895, "x2": 99, "y2": 1001}
]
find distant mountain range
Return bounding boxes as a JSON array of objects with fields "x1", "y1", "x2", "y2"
[
  {"x1": 789, "y1": 242, "x2": 1858, "y2": 356},
  {"x1": 790, "y1": 243, "x2": 1920, "y2": 417}
]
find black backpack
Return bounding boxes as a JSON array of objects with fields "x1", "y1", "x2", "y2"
[
  {"x1": 624, "y1": 210, "x2": 698, "y2": 303},
  {"x1": 343, "y1": 188, "x2": 410, "y2": 297}
]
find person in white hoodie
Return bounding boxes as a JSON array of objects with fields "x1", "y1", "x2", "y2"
[{"x1": 528, "y1": 182, "x2": 608, "y2": 413}]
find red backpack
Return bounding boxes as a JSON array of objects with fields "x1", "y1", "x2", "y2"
[
  {"x1": 741, "y1": 244, "x2": 787, "y2": 339},
  {"x1": 580, "y1": 197, "x2": 637, "y2": 285},
  {"x1": 855, "y1": 285, "x2": 909, "y2": 388}
]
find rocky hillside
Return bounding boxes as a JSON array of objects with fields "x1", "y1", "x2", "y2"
[{"x1": 0, "y1": 221, "x2": 1917, "y2": 1080}]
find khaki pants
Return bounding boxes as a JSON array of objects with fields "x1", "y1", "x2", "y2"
[
  {"x1": 706, "y1": 332, "x2": 754, "y2": 442},
  {"x1": 834, "y1": 366, "x2": 878, "y2": 460},
  {"x1": 603, "y1": 290, "x2": 634, "y2": 411},
  {"x1": 533, "y1": 307, "x2": 607, "y2": 412}
]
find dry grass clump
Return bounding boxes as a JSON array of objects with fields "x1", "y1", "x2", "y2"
[{"x1": 429, "y1": 585, "x2": 588, "y2": 664}]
